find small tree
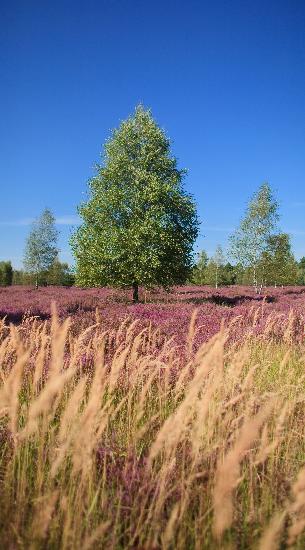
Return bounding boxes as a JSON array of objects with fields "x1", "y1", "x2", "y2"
[
  {"x1": 47, "y1": 257, "x2": 75, "y2": 286},
  {"x1": 192, "y1": 250, "x2": 208, "y2": 285},
  {"x1": 213, "y1": 245, "x2": 226, "y2": 289},
  {"x1": 12, "y1": 270, "x2": 26, "y2": 285},
  {"x1": 229, "y1": 183, "x2": 279, "y2": 289},
  {"x1": 205, "y1": 246, "x2": 226, "y2": 288},
  {"x1": 298, "y1": 257, "x2": 305, "y2": 285},
  {"x1": 260, "y1": 233, "x2": 298, "y2": 286},
  {"x1": 222, "y1": 262, "x2": 236, "y2": 285},
  {"x1": 0, "y1": 261, "x2": 13, "y2": 286},
  {"x1": 24, "y1": 209, "x2": 59, "y2": 288},
  {"x1": 71, "y1": 106, "x2": 199, "y2": 301}
]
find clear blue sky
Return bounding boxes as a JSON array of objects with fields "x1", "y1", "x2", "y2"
[{"x1": 1, "y1": 0, "x2": 305, "y2": 268}]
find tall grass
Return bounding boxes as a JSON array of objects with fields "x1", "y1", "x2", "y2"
[{"x1": 0, "y1": 307, "x2": 305, "y2": 548}]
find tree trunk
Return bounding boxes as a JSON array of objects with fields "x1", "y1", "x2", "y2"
[
  {"x1": 35, "y1": 273, "x2": 38, "y2": 290},
  {"x1": 132, "y1": 282, "x2": 139, "y2": 303}
]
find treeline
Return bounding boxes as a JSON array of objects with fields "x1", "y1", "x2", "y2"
[
  {"x1": 0, "y1": 261, "x2": 13, "y2": 286},
  {"x1": 0, "y1": 209, "x2": 74, "y2": 287},
  {"x1": 12, "y1": 260, "x2": 75, "y2": 287},
  {"x1": 0, "y1": 259, "x2": 74, "y2": 287},
  {"x1": 192, "y1": 247, "x2": 305, "y2": 287},
  {"x1": 193, "y1": 184, "x2": 305, "y2": 288}
]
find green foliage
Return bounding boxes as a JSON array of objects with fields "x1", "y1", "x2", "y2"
[
  {"x1": 71, "y1": 106, "x2": 199, "y2": 295},
  {"x1": 298, "y1": 257, "x2": 305, "y2": 285},
  {"x1": 0, "y1": 261, "x2": 13, "y2": 286},
  {"x1": 260, "y1": 233, "x2": 298, "y2": 286},
  {"x1": 12, "y1": 270, "x2": 29, "y2": 285},
  {"x1": 221, "y1": 262, "x2": 237, "y2": 285},
  {"x1": 12, "y1": 262, "x2": 74, "y2": 287},
  {"x1": 192, "y1": 250, "x2": 208, "y2": 284},
  {"x1": 193, "y1": 248, "x2": 238, "y2": 287},
  {"x1": 205, "y1": 245, "x2": 226, "y2": 288},
  {"x1": 24, "y1": 209, "x2": 59, "y2": 286},
  {"x1": 46, "y1": 258, "x2": 75, "y2": 286},
  {"x1": 229, "y1": 183, "x2": 279, "y2": 285}
]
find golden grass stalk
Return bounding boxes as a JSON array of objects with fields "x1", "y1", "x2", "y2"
[
  {"x1": 212, "y1": 399, "x2": 276, "y2": 540},
  {"x1": 0, "y1": 305, "x2": 304, "y2": 548}
]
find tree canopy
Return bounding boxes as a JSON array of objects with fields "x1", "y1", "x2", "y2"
[
  {"x1": 229, "y1": 183, "x2": 279, "y2": 287},
  {"x1": 0, "y1": 261, "x2": 13, "y2": 286},
  {"x1": 24, "y1": 209, "x2": 59, "y2": 287},
  {"x1": 71, "y1": 105, "x2": 199, "y2": 300},
  {"x1": 260, "y1": 233, "x2": 298, "y2": 286}
]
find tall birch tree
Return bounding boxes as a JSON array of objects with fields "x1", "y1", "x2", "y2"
[
  {"x1": 229, "y1": 183, "x2": 279, "y2": 289},
  {"x1": 71, "y1": 106, "x2": 199, "y2": 302},
  {"x1": 24, "y1": 209, "x2": 59, "y2": 288}
]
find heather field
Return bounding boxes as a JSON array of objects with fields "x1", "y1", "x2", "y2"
[
  {"x1": 1, "y1": 286, "x2": 305, "y2": 548},
  {"x1": 1, "y1": 284, "x2": 305, "y2": 346}
]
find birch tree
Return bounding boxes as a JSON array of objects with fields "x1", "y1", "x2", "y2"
[
  {"x1": 229, "y1": 183, "x2": 279, "y2": 289},
  {"x1": 71, "y1": 105, "x2": 199, "y2": 302},
  {"x1": 24, "y1": 209, "x2": 59, "y2": 288}
]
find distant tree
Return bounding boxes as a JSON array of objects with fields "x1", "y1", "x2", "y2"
[
  {"x1": 0, "y1": 261, "x2": 13, "y2": 286},
  {"x1": 214, "y1": 245, "x2": 226, "y2": 289},
  {"x1": 229, "y1": 183, "x2": 279, "y2": 289},
  {"x1": 24, "y1": 209, "x2": 59, "y2": 288},
  {"x1": 205, "y1": 245, "x2": 226, "y2": 288},
  {"x1": 12, "y1": 270, "x2": 26, "y2": 285},
  {"x1": 228, "y1": 263, "x2": 246, "y2": 285},
  {"x1": 47, "y1": 257, "x2": 75, "y2": 286},
  {"x1": 192, "y1": 250, "x2": 208, "y2": 285},
  {"x1": 71, "y1": 105, "x2": 199, "y2": 302},
  {"x1": 298, "y1": 257, "x2": 305, "y2": 285},
  {"x1": 260, "y1": 233, "x2": 298, "y2": 286},
  {"x1": 222, "y1": 262, "x2": 236, "y2": 285}
]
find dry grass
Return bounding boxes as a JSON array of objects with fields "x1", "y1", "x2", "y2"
[{"x1": 0, "y1": 307, "x2": 305, "y2": 548}]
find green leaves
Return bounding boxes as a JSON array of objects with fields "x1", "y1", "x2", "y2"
[
  {"x1": 0, "y1": 261, "x2": 13, "y2": 286},
  {"x1": 24, "y1": 209, "x2": 59, "y2": 284},
  {"x1": 260, "y1": 233, "x2": 298, "y2": 286},
  {"x1": 229, "y1": 183, "x2": 279, "y2": 285},
  {"x1": 71, "y1": 106, "x2": 199, "y2": 291}
]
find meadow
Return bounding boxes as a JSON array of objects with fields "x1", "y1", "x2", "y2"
[{"x1": 1, "y1": 285, "x2": 305, "y2": 548}]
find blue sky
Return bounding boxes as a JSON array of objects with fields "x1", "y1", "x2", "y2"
[{"x1": 1, "y1": 0, "x2": 305, "y2": 268}]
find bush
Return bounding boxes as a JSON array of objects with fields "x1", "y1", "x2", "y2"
[{"x1": 0, "y1": 261, "x2": 13, "y2": 286}]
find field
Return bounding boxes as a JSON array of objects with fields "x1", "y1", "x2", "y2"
[
  {"x1": 1, "y1": 285, "x2": 305, "y2": 548},
  {"x1": 1, "y1": 284, "x2": 305, "y2": 346}
]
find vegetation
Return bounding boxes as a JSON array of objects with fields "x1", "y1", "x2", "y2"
[
  {"x1": 192, "y1": 250, "x2": 208, "y2": 285},
  {"x1": 0, "y1": 101, "x2": 304, "y2": 550},
  {"x1": 260, "y1": 233, "x2": 298, "y2": 287},
  {"x1": 13, "y1": 259, "x2": 74, "y2": 287},
  {"x1": 0, "y1": 261, "x2": 13, "y2": 286},
  {"x1": 24, "y1": 209, "x2": 59, "y2": 288},
  {"x1": 191, "y1": 182, "x2": 300, "y2": 288},
  {"x1": 1, "y1": 113, "x2": 303, "y2": 295},
  {"x1": 0, "y1": 306, "x2": 305, "y2": 548},
  {"x1": 297, "y1": 257, "x2": 305, "y2": 285},
  {"x1": 192, "y1": 246, "x2": 302, "y2": 288},
  {"x1": 229, "y1": 183, "x2": 279, "y2": 288},
  {"x1": 71, "y1": 105, "x2": 199, "y2": 301}
]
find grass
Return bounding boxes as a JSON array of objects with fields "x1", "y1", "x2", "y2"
[{"x1": 0, "y1": 305, "x2": 305, "y2": 548}]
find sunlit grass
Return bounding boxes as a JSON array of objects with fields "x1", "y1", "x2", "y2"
[{"x1": 0, "y1": 307, "x2": 305, "y2": 548}]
